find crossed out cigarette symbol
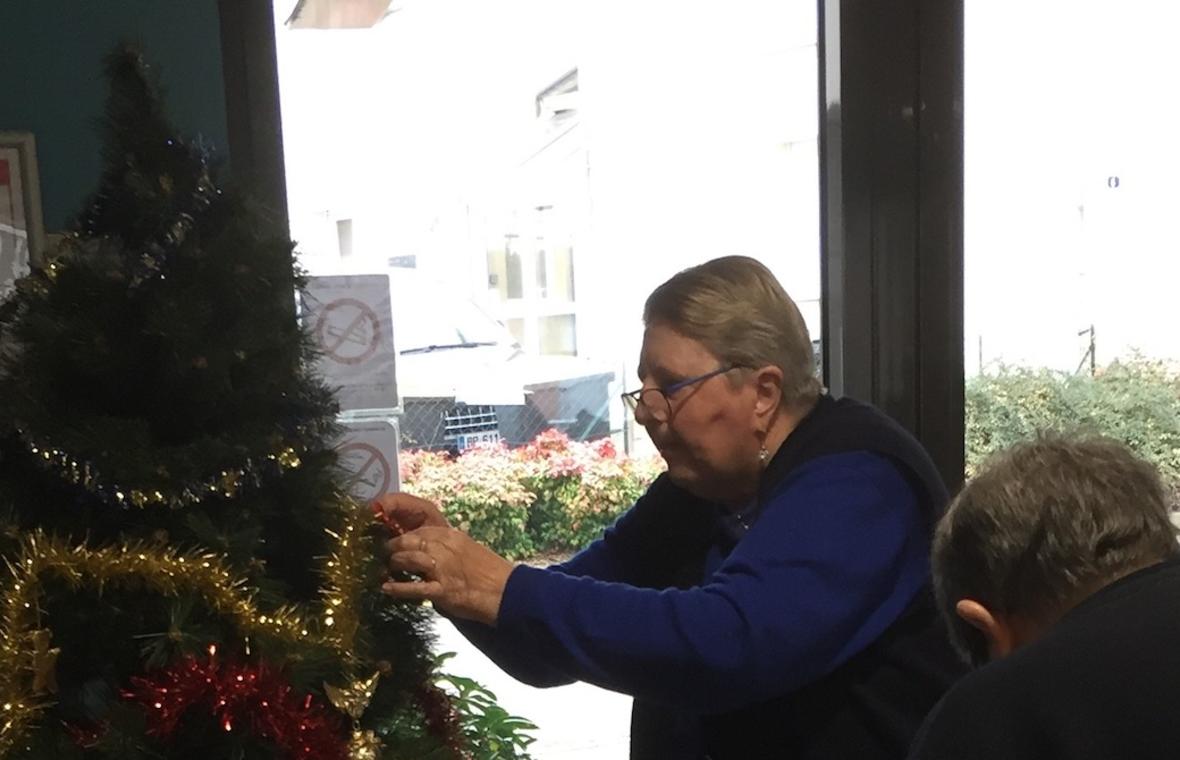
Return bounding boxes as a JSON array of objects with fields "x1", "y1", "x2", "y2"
[
  {"x1": 339, "y1": 442, "x2": 391, "y2": 499},
  {"x1": 315, "y1": 298, "x2": 381, "y2": 365}
]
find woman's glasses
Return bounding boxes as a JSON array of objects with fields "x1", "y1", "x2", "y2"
[{"x1": 621, "y1": 365, "x2": 740, "y2": 423}]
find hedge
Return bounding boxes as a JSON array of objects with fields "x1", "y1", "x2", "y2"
[
  {"x1": 966, "y1": 357, "x2": 1180, "y2": 501},
  {"x1": 401, "y1": 358, "x2": 1180, "y2": 560}
]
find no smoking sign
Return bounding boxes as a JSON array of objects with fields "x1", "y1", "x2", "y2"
[
  {"x1": 315, "y1": 297, "x2": 381, "y2": 365},
  {"x1": 301, "y1": 275, "x2": 398, "y2": 411},
  {"x1": 337, "y1": 420, "x2": 401, "y2": 502},
  {"x1": 338, "y1": 441, "x2": 391, "y2": 501}
]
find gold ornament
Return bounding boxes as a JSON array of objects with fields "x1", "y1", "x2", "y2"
[
  {"x1": 347, "y1": 728, "x2": 382, "y2": 760},
  {"x1": 324, "y1": 671, "x2": 381, "y2": 721},
  {"x1": 326, "y1": 671, "x2": 384, "y2": 760}
]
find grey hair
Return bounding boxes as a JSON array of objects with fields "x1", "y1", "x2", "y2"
[
  {"x1": 642, "y1": 256, "x2": 822, "y2": 406},
  {"x1": 933, "y1": 434, "x2": 1179, "y2": 664}
]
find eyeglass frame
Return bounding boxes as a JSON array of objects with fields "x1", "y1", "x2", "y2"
[{"x1": 621, "y1": 364, "x2": 743, "y2": 422}]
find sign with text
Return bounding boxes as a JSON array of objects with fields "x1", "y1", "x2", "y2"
[
  {"x1": 336, "y1": 418, "x2": 400, "y2": 502},
  {"x1": 301, "y1": 275, "x2": 398, "y2": 411}
]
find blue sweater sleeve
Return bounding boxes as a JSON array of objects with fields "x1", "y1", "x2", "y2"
[
  {"x1": 494, "y1": 452, "x2": 930, "y2": 714},
  {"x1": 445, "y1": 495, "x2": 658, "y2": 685},
  {"x1": 446, "y1": 532, "x2": 639, "y2": 686}
]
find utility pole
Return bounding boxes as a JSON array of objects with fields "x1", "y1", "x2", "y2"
[{"x1": 1076, "y1": 324, "x2": 1096, "y2": 376}]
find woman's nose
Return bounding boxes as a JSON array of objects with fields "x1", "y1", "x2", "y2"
[{"x1": 632, "y1": 394, "x2": 656, "y2": 428}]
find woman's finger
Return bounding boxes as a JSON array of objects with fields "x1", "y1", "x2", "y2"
[
  {"x1": 388, "y1": 549, "x2": 437, "y2": 576},
  {"x1": 373, "y1": 493, "x2": 450, "y2": 530},
  {"x1": 381, "y1": 578, "x2": 444, "y2": 599},
  {"x1": 386, "y1": 527, "x2": 448, "y2": 556}
]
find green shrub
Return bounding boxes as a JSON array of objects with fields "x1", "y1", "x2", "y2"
[
  {"x1": 435, "y1": 652, "x2": 538, "y2": 760},
  {"x1": 520, "y1": 430, "x2": 665, "y2": 553},
  {"x1": 966, "y1": 357, "x2": 1180, "y2": 499},
  {"x1": 398, "y1": 445, "x2": 536, "y2": 559}
]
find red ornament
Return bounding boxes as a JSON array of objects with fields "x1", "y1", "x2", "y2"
[
  {"x1": 122, "y1": 654, "x2": 349, "y2": 760},
  {"x1": 63, "y1": 720, "x2": 107, "y2": 749},
  {"x1": 371, "y1": 499, "x2": 406, "y2": 536}
]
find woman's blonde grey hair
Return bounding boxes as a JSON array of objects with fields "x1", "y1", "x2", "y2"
[
  {"x1": 643, "y1": 256, "x2": 822, "y2": 406},
  {"x1": 933, "y1": 434, "x2": 1179, "y2": 665}
]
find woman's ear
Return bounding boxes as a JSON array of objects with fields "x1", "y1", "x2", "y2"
[{"x1": 752, "y1": 365, "x2": 784, "y2": 420}]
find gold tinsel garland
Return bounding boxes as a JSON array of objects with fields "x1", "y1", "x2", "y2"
[
  {"x1": 318, "y1": 506, "x2": 389, "y2": 757},
  {"x1": 318, "y1": 502, "x2": 373, "y2": 653},
  {"x1": 20, "y1": 433, "x2": 304, "y2": 509},
  {"x1": 10, "y1": 234, "x2": 305, "y2": 512},
  {"x1": 0, "y1": 506, "x2": 381, "y2": 757}
]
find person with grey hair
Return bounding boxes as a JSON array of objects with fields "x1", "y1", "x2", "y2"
[
  {"x1": 378, "y1": 255, "x2": 964, "y2": 759},
  {"x1": 908, "y1": 435, "x2": 1180, "y2": 760}
]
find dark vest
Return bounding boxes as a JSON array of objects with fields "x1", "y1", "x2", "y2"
[{"x1": 628, "y1": 395, "x2": 967, "y2": 760}]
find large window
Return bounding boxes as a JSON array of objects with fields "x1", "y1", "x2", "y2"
[
  {"x1": 276, "y1": 0, "x2": 822, "y2": 459},
  {"x1": 276, "y1": 2, "x2": 821, "y2": 752},
  {"x1": 965, "y1": 1, "x2": 1180, "y2": 484},
  {"x1": 967, "y1": 1, "x2": 1180, "y2": 372}
]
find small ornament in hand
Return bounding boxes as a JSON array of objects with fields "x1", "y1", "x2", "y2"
[{"x1": 371, "y1": 498, "x2": 405, "y2": 537}]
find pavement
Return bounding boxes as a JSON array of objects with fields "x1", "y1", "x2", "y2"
[{"x1": 433, "y1": 614, "x2": 632, "y2": 759}]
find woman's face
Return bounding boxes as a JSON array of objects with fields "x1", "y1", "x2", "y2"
[{"x1": 634, "y1": 323, "x2": 764, "y2": 503}]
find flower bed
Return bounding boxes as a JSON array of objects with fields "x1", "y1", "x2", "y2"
[{"x1": 399, "y1": 430, "x2": 666, "y2": 559}]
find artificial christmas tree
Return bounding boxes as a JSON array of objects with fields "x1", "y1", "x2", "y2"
[{"x1": 0, "y1": 46, "x2": 478, "y2": 759}]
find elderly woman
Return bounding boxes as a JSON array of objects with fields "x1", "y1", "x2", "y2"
[{"x1": 378, "y1": 256, "x2": 965, "y2": 760}]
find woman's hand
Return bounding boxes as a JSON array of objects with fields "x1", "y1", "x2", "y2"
[
  {"x1": 372, "y1": 492, "x2": 451, "y2": 533},
  {"x1": 381, "y1": 526, "x2": 516, "y2": 626}
]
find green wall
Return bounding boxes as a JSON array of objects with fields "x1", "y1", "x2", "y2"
[{"x1": 1, "y1": 1, "x2": 229, "y2": 231}]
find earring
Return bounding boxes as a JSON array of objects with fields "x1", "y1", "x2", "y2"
[{"x1": 758, "y1": 446, "x2": 769, "y2": 466}]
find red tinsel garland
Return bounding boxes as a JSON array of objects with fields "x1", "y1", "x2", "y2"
[
  {"x1": 122, "y1": 651, "x2": 349, "y2": 760},
  {"x1": 415, "y1": 683, "x2": 473, "y2": 760}
]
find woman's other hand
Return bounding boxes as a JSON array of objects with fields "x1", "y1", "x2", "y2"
[{"x1": 382, "y1": 526, "x2": 516, "y2": 626}]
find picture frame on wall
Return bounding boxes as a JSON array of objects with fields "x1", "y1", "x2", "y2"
[{"x1": 0, "y1": 131, "x2": 46, "y2": 297}]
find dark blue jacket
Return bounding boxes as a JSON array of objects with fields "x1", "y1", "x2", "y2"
[
  {"x1": 909, "y1": 559, "x2": 1180, "y2": 760},
  {"x1": 458, "y1": 395, "x2": 965, "y2": 759}
]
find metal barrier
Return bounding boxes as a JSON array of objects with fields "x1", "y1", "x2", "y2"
[{"x1": 396, "y1": 371, "x2": 617, "y2": 452}]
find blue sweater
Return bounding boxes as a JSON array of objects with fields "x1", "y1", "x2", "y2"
[{"x1": 458, "y1": 451, "x2": 928, "y2": 715}]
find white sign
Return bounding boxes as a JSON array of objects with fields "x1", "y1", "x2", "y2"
[
  {"x1": 337, "y1": 418, "x2": 400, "y2": 502},
  {"x1": 301, "y1": 275, "x2": 398, "y2": 411}
]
